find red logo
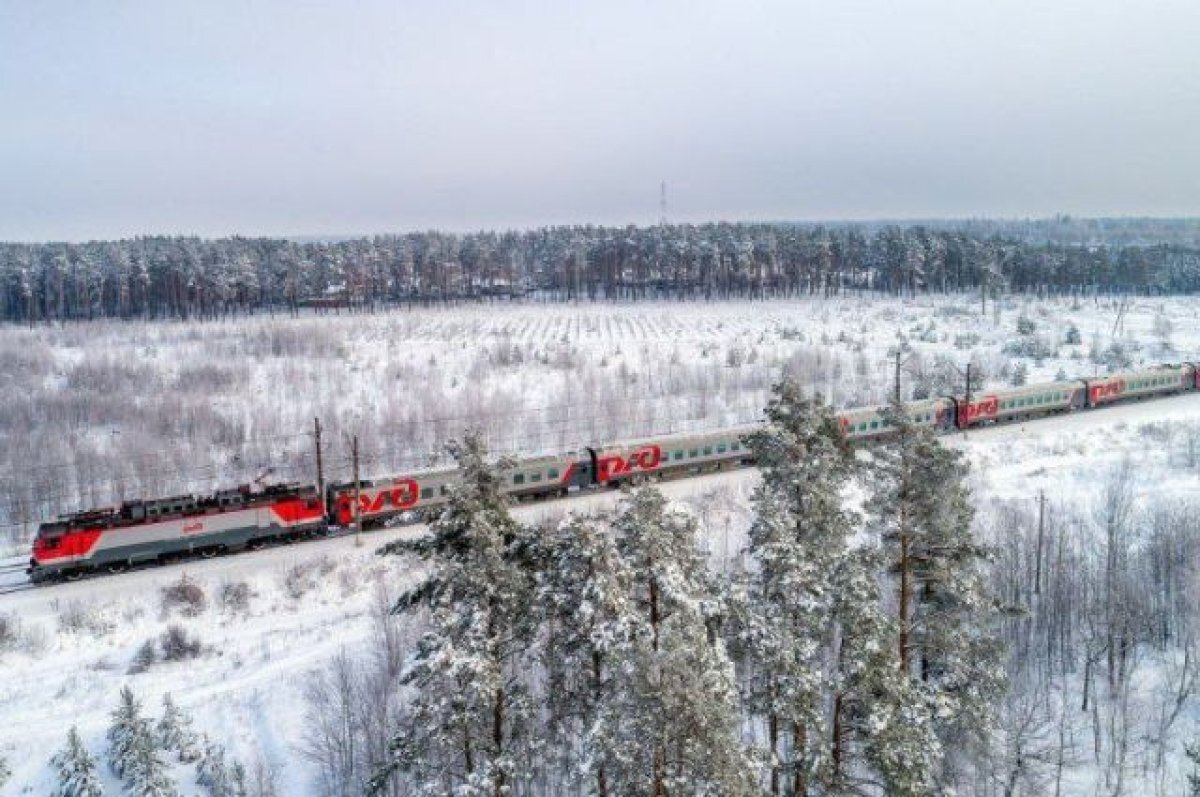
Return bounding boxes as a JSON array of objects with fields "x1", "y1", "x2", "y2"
[
  {"x1": 597, "y1": 445, "x2": 662, "y2": 482},
  {"x1": 335, "y1": 479, "x2": 419, "y2": 525},
  {"x1": 1091, "y1": 380, "x2": 1125, "y2": 402},
  {"x1": 182, "y1": 521, "x2": 204, "y2": 535},
  {"x1": 964, "y1": 396, "x2": 999, "y2": 423}
]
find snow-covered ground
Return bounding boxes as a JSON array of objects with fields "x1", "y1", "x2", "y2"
[
  {"x1": 3, "y1": 388, "x2": 1200, "y2": 794},
  {"x1": 4, "y1": 293, "x2": 1200, "y2": 546}
]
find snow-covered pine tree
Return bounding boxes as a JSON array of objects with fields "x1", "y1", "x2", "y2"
[
  {"x1": 740, "y1": 379, "x2": 857, "y2": 794},
  {"x1": 123, "y1": 728, "x2": 178, "y2": 797},
  {"x1": 0, "y1": 755, "x2": 10, "y2": 790},
  {"x1": 866, "y1": 398, "x2": 1004, "y2": 782},
  {"x1": 107, "y1": 686, "x2": 148, "y2": 781},
  {"x1": 535, "y1": 513, "x2": 639, "y2": 796},
  {"x1": 195, "y1": 736, "x2": 235, "y2": 797},
  {"x1": 51, "y1": 726, "x2": 104, "y2": 797},
  {"x1": 229, "y1": 761, "x2": 249, "y2": 797},
  {"x1": 371, "y1": 434, "x2": 539, "y2": 797},
  {"x1": 832, "y1": 548, "x2": 940, "y2": 796},
  {"x1": 612, "y1": 487, "x2": 757, "y2": 796},
  {"x1": 156, "y1": 694, "x2": 199, "y2": 763}
]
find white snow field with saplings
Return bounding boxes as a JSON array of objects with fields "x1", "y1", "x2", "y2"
[
  {"x1": 3, "y1": 294, "x2": 1200, "y2": 794},
  {"x1": 2, "y1": 293, "x2": 1198, "y2": 544}
]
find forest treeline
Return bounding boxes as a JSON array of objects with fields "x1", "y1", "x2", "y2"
[{"x1": 4, "y1": 220, "x2": 1200, "y2": 323}]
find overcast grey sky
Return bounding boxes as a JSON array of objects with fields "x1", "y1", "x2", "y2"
[{"x1": 1, "y1": 1, "x2": 1198, "y2": 241}]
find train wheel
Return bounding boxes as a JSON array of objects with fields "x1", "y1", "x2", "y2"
[
  {"x1": 199, "y1": 547, "x2": 220, "y2": 559},
  {"x1": 106, "y1": 561, "x2": 129, "y2": 574},
  {"x1": 64, "y1": 570, "x2": 84, "y2": 581}
]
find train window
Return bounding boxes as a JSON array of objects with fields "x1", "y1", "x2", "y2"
[
  {"x1": 673, "y1": 450, "x2": 683, "y2": 461},
  {"x1": 732, "y1": 441, "x2": 740, "y2": 451},
  {"x1": 530, "y1": 471, "x2": 542, "y2": 482},
  {"x1": 717, "y1": 444, "x2": 727, "y2": 453},
  {"x1": 858, "y1": 423, "x2": 868, "y2": 432},
  {"x1": 688, "y1": 449, "x2": 698, "y2": 458},
  {"x1": 870, "y1": 421, "x2": 879, "y2": 429},
  {"x1": 440, "y1": 486, "x2": 450, "y2": 496},
  {"x1": 548, "y1": 468, "x2": 559, "y2": 479},
  {"x1": 513, "y1": 474, "x2": 525, "y2": 485},
  {"x1": 703, "y1": 446, "x2": 712, "y2": 455},
  {"x1": 421, "y1": 488, "x2": 432, "y2": 499}
]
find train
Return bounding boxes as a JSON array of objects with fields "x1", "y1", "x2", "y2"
[{"x1": 26, "y1": 363, "x2": 1200, "y2": 583}]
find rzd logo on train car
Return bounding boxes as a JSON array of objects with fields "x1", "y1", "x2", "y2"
[
  {"x1": 1090, "y1": 380, "x2": 1126, "y2": 403},
  {"x1": 597, "y1": 445, "x2": 662, "y2": 482},
  {"x1": 182, "y1": 521, "x2": 204, "y2": 535},
  {"x1": 963, "y1": 396, "x2": 999, "y2": 424},
  {"x1": 335, "y1": 479, "x2": 419, "y2": 525}
]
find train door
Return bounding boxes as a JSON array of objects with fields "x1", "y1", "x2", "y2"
[{"x1": 571, "y1": 448, "x2": 598, "y2": 489}]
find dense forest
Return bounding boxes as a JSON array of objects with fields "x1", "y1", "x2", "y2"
[{"x1": 4, "y1": 219, "x2": 1200, "y2": 324}]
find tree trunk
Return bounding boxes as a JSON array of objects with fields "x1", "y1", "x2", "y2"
[
  {"x1": 792, "y1": 722, "x2": 807, "y2": 797},
  {"x1": 899, "y1": 503, "x2": 911, "y2": 674}
]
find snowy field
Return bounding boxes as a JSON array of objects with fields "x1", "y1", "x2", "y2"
[
  {"x1": 2, "y1": 388, "x2": 1200, "y2": 794},
  {"x1": 3, "y1": 292, "x2": 1199, "y2": 545},
  {"x1": 4, "y1": 295, "x2": 1200, "y2": 794}
]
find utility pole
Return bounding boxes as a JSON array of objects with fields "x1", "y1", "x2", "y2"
[
  {"x1": 1034, "y1": 490, "x2": 1046, "y2": 597},
  {"x1": 351, "y1": 435, "x2": 363, "y2": 547},
  {"x1": 894, "y1": 351, "x2": 903, "y2": 404},
  {"x1": 962, "y1": 362, "x2": 973, "y2": 438},
  {"x1": 313, "y1": 417, "x2": 325, "y2": 516}
]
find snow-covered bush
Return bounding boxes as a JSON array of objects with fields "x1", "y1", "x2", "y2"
[
  {"x1": 0, "y1": 612, "x2": 17, "y2": 652},
  {"x1": 219, "y1": 580, "x2": 252, "y2": 614},
  {"x1": 161, "y1": 574, "x2": 207, "y2": 617},
  {"x1": 128, "y1": 639, "x2": 157, "y2": 675},
  {"x1": 159, "y1": 625, "x2": 202, "y2": 662}
]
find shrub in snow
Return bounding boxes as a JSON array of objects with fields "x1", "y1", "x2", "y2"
[
  {"x1": 1010, "y1": 361, "x2": 1028, "y2": 386},
  {"x1": 56, "y1": 600, "x2": 114, "y2": 636},
  {"x1": 159, "y1": 625, "x2": 202, "y2": 662},
  {"x1": 161, "y1": 574, "x2": 207, "y2": 617},
  {"x1": 219, "y1": 580, "x2": 252, "y2": 614},
  {"x1": 1016, "y1": 314, "x2": 1037, "y2": 335},
  {"x1": 128, "y1": 639, "x2": 157, "y2": 674},
  {"x1": 282, "y1": 557, "x2": 335, "y2": 600},
  {"x1": 1064, "y1": 323, "x2": 1082, "y2": 345},
  {"x1": 0, "y1": 755, "x2": 9, "y2": 789},
  {"x1": 1002, "y1": 335, "x2": 1055, "y2": 359},
  {"x1": 50, "y1": 726, "x2": 103, "y2": 797},
  {"x1": 0, "y1": 611, "x2": 18, "y2": 651}
]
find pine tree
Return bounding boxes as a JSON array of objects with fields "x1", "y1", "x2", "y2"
[
  {"x1": 0, "y1": 755, "x2": 10, "y2": 790},
  {"x1": 834, "y1": 549, "x2": 940, "y2": 796},
  {"x1": 51, "y1": 726, "x2": 104, "y2": 797},
  {"x1": 611, "y1": 487, "x2": 756, "y2": 796},
  {"x1": 107, "y1": 686, "x2": 177, "y2": 796},
  {"x1": 107, "y1": 686, "x2": 147, "y2": 781},
  {"x1": 371, "y1": 434, "x2": 539, "y2": 796},
  {"x1": 156, "y1": 694, "x2": 199, "y2": 763},
  {"x1": 740, "y1": 380, "x2": 857, "y2": 794},
  {"x1": 195, "y1": 736, "x2": 235, "y2": 797},
  {"x1": 535, "y1": 513, "x2": 639, "y2": 796},
  {"x1": 123, "y1": 730, "x2": 177, "y2": 797},
  {"x1": 867, "y1": 399, "x2": 1004, "y2": 783},
  {"x1": 1186, "y1": 741, "x2": 1200, "y2": 795}
]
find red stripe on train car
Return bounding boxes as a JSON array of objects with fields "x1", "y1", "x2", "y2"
[
  {"x1": 270, "y1": 498, "x2": 326, "y2": 525},
  {"x1": 32, "y1": 528, "x2": 104, "y2": 563}
]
